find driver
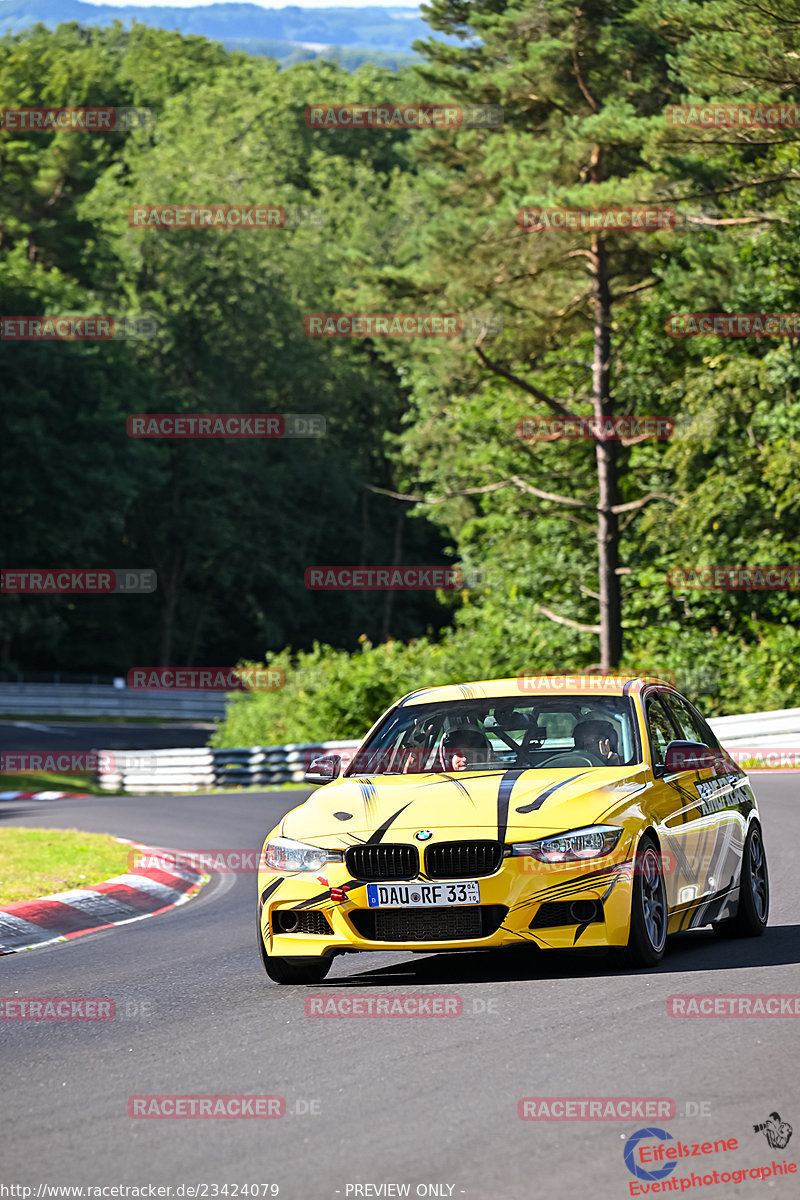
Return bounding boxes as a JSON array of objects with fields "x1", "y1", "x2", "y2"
[
  {"x1": 572, "y1": 719, "x2": 621, "y2": 765},
  {"x1": 441, "y1": 727, "x2": 492, "y2": 771}
]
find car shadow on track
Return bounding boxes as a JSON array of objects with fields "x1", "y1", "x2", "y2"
[{"x1": 318, "y1": 923, "x2": 800, "y2": 987}]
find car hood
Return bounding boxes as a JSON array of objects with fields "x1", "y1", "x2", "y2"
[{"x1": 279, "y1": 766, "x2": 649, "y2": 845}]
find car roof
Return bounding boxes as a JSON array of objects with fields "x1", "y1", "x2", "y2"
[{"x1": 395, "y1": 676, "x2": 671, "y2": 705}]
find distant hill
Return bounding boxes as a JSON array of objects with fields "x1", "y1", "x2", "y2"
[{"x1": 0, "y1": 0, "x2": 454, "y2": 66}]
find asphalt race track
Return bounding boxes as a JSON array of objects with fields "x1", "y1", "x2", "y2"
[{"x1": 1, "y1": 775, "x2": 798, "y2": 1199}]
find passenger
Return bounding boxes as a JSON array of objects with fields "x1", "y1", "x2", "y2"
[
  {"x1": 441, "y1": 728, "x2": 492, "y2": 771},
  {"x1": 572, "y1": 719, "x2": 621, "y2": 765}
]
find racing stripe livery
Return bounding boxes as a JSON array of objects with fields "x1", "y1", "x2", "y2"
[{"x1": 257, "y1": 677, "x2": 766, "y2": 972}]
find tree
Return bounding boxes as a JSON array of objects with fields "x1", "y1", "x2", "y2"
[
  {"x1": 349, "y1": 0, "x2": 711, "y2": 669},
  {"x1": 0, "y1": 30, "x2": 450, "y2": 671}
]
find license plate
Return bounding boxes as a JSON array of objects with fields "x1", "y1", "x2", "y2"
[{"x1": 366, "y1": 881, "x2": 481, "y2": 908}]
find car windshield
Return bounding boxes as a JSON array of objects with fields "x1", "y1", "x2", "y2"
[{"x1": 348, "y1": 696, "x2": 640, "y2": 775}]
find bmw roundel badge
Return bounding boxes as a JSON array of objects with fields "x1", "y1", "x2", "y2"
[{"x1": 415, "y1": 830, "x2": 433, "y2": 842}]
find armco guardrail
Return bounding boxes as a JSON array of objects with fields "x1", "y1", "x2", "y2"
[
  {"x1": 0, "y1": 683, "x2": 225, "y2": 719},
  {"x1": 709, "y1": 708, "x2": 800, "y2": 747},
  {"x1": 94, "y1": 741, "x2": 361, "y2": 792},
  {"x1": 93, "y1": 707, "x2": 800, "y2": 793}
]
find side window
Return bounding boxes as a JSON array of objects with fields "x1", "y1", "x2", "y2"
[
  {"x1": 662, "y1": 694, "x2": 719, "y2": 749},
  {"x1": 684, "y1": 701, "x2": 720, "y2": 750},
  {"x1": 661, "y1": 694, "x2": 701, "y2": 743},
  {"x1": 646, "y1": 696, "x2": 677, "y2": 766}
]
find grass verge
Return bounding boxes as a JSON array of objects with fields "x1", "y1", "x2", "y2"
[
  {"x1": 195, "y1": 782, "x2": 310, "y2": 794},
  {"x1": 0, "y1": 827, "x2": 132, "y2": 904},
  {"x1": 0, "y1": 771, "x2": 108, "y2": 795}
]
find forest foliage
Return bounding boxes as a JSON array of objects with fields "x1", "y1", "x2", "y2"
[{"x1": 2, "y1": 3, "x2": 799, "y2": 738}]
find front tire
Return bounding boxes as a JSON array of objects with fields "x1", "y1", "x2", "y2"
[
  {"x1": 257, "y1": 909, "x2": 332, "y2": 984},
  {"x1": 713, "y1": 824, "x2": 769, "y2": 939},
  {"x1": 624, "y1": 834, "x2": 668, "y2": 967}
]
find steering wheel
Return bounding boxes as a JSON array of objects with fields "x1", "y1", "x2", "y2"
[{"x1": 536, "y1": 751, "x2": 607, "y2": 768}]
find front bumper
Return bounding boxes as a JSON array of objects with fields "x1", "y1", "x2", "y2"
[{"x1": 257, "y1": 852, "x2": 635, "y2": 958}]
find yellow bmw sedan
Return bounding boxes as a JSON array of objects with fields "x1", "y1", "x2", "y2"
[{"x1": 257, "y1": 676, "x2": 769, "y2": 983}]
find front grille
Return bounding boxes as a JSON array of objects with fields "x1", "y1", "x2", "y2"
[
  {"x1": 345, "y1": 844, "x2": 419, "y2": 881},
  {"x1": 425, "y1": 840, "x2": 504, "y2": 879},
  {"x1": 349, "y1": 905, "x2": 507, "y2": 942},
  {"x1": 273, "y1": 910, "x2": 333, "y2": 936},
  {"x1": 529, "y1": 900, "x2": 604, "y2": 929}
]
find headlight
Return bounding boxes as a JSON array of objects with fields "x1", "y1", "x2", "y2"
[
  {"x1": 264, "y1": 837, "x2": 344, "y2": 872},
  {"x1": 509, "y1": 825, "x2": 622, "y2": 863}
]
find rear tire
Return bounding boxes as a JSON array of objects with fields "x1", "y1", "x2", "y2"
[
  {"x1": 623, "y1": 834, "x2": 668, "y2": 967},
  {"x1": 257, "y1": 909, "x2": 332, "y2": 984},
  {"x1": 713, "y1": 824, "x2": 769, "y2": 939}
]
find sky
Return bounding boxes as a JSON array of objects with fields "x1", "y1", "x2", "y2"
[{"x1": 81, "y1": 1, "x2": 421, "y2": 10}]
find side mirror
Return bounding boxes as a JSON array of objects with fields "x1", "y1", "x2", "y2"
[
  {"x1": 303, "y1": 754, "x2": 341, "y2": 785},
  {"x1": 664, "y1": 740, "x2": 716, "y2": 773}
]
